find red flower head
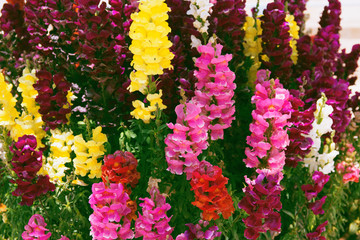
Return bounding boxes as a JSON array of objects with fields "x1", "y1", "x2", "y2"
[
  {"x1": 101, "y1": 150, "x2": 140, "y2": 192},
  {"x1": 190, "y1": 161, "x2": 234, "y2": 221}
]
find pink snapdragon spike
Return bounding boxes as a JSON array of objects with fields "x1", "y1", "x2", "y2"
[
  {"x1": 89, "y1": 182, "x2": 134, "y2": 240},
  {"x1": 239, "y1": 70, "x2": 292, "y2": 239},
  {"x1": 175, "y1": 219, "x2": 221, "y2": 240},
  {"x1": 22, "y1": 214, "x2": 51, "y2": 240},
  {"x1": 243, "y1": 70, "x2": 292, "y2": 173},
  {"x1": 193, "y1": 42, "x2": 236, "y2": 141},
  {"x1": 58, "y1": 236, "x2": 70, "y2": 240},
  {"x1": 165, "y1": 102, "x2": 208, "y2": 179},
  {"x1": 135, "y1": 187, "x2": 174, "y2": 240},
  {"x1": 336, "y1": 161, "x2": 360, "y2": 184}
]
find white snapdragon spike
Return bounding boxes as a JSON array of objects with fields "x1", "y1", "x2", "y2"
[
  {"x1": 0, "y1": 140, "x2": 6, "y2": 161},
  {"x1": 303, "y1": 93, "x2": 338, "y2": 174},
  {"x1": 186, "y1": 0, "x2": 213, "y2": 34},
  {"x1": 191, "y1": 35, "x2": 202, "y2": 49}
]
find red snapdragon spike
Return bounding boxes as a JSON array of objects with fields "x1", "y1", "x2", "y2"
[
  {"x1": 190, "y1": 161, "x2": 234, "y2": 221},
  {"x1": 34, "y1": 70, "x2": 71, "y2": 130},
  {"x1": 10, "y1": 135, "x2": 55, "y2": 206},
  {"x1": 101, "y1": 150, "x2": 140, "y2": 192}
]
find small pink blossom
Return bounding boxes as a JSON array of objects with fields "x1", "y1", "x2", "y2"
[{"x1": 22, "y1": 214, "x2": 51, "y2": 240}]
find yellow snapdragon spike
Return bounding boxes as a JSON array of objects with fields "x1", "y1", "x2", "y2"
[
  {"x1": 243, "y1": 16, "x2": 263, "y2": 87},
  {"x1": 72, "y1": 126, "x2": 107, "y2": 179},
  {"x1": 129, "y1": 0, "x2": 174, "y2": 76},
  {"x1": 129, "y1": 71, "x2": 148, "y2": 94},
  {"x1": 285, "y1": 14, "x2": 300, "y2": 64},
  {"x1": 130, "y1": 100, "x2": 156, "y2": 123},
  {"x1": 39, "y1": 129, "x2": 74, "y2": 184},
  {"x1": 0, "y1": 73, "x2": 19, "y2": 127},
  {"x1": 147, "y1": 90, "x2": 167, "y2": 110}
]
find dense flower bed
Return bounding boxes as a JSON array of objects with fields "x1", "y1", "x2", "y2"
[{"x1": 0, "y1": 0, "x2": 360, "y2": 239}]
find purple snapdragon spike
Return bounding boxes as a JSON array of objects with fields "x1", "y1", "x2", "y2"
[
  {"x1": 336, "y1": 44, "x2": 360, "y2": 85},
  {"x1": 209, "y1": 0, "x2": 247, "y2": 60},
  {"x1": 158, "y1": 0, "x2": 198, "y2": 118},
  {"x1": 306, "y1": 221, "x2": 328, "y2": 240},
  {"x1": 0, "y1": 1, "x2": 31, "y2": 59},
  {"x1": 260, "y1": 1, "x2": 293, "y2": 85},
  {"x1": 34, "y1": 70, "x2": 72, "y2": 130},
  {"x1": 238, "y1": 172, "x2": 283, "y2": 240},
  {"x1": 285, "y1": 92, "x2": 314, "y2": 167},
  {"x1": 301, "y1": 171, "x2": 329, "y2": 216},
  {"x1": 10, "y1": 135, "x2": 55, "y2": 206},
  {"x1": 287, "y1": 0, "x2": 308, "y2": 30}
]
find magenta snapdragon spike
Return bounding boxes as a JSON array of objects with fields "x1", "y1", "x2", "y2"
[
  {"x1": 89, "y1": 182, "x2": 134, "y2": 240},
  {"x1": 287, "y1": 0, "x2": 308, "y2": 30},
  {"x1": 10, "y1": 135, "x2": 55, "y2": 206},
  {"x1": 319, "y1": 0, "x2": 341, "y2": 33},
  {"x1": 159, "y1": 0, "x2": 199, "y2": 115},
  {"x1": 260, "y1": 2, "x2": 293, "y2": 84},
  {"x1": 165, "y1": 102, "x2": 208, "y2": 179},
  {"x1": 176, "y1": 220, "x2": 221, "y2": 240},
  {"x1": 306, "y1": 221, "x2": 328, "y2": 240},
  {"x1": 0, "y1": 1, "x2": 30, "y2": 59},
  {"x1": 295, "y1": 0, "x2": 352, "y2": 143},
  {"x1": 34, "y1": 70, "x2": 72, "y2": 130},
  {"x1": 193, "y1": 42, "x2": 236, "y2": 140},
  {"x1": 239, "y1": 70, "x2": 292, "y2": 239},
  {"x1": 209, "y1": 0, "x2": 247, "y2": 62},
  {"x1": 135, "y1": 187, "x2": 174, "y2": 240},
  {"x1": 238, "y1": 172, "x2": 283, "y2": 239},
  {"x1": 22, "y1": 214, "x2": 51, "y2": 240},
  {"x1": 336, "y1": 44, "x2": 360, "y2": 85},
  {"x1": 301, "y1": 171, "x2": 329, "y2": 216},
  {"x1": 285, "y1": 91, "x2": 314, "y2": 167}
]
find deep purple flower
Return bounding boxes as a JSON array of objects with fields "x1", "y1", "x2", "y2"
[
  {"x1": 34, "y1": 70, "x2": 72, "y2": 129},
  {"x1": 308, "y1": 196, "x2": 327, "y2": 215},
  {"x1": 306, "y1": 221, "x2": 328, "y2": 240},
  {"x1": 260, "y1": 2, "x2": 293, "y2": 84},
  {"x1": 10, "y1": 135, "x2": 55, "y2": 206}
]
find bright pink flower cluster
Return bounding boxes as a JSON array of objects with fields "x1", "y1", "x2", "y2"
[
  {"x1": 165, "y1": 102, "x2": 208, "y2": 179},
  {"x1": 301, "y1": 171, "x2": 329, "y2": 216},
  {"x1": 89, "y1": 182, "x2": 134, "y2": 240},
  {"x1": 175, "y1": 219, "x2": 221, "y2": 240},
  {"x1": 10, "y1": 135, "x2": 55, "y2": 206},
  {"x1": 238, "y1": 172, "x2": 283, "y2": 240},
  {"x1": 193, "y1": 42, "x2": 236, "y2": 140},
  {"x1": 239, "y1": 70, "x2": 292, "y2": 239},
  {"x1": 22, "y1": 214, "x2": 70, "y2": 240},
  {"x1": 244, "y1": 70, "x2": 292, "y2": 173},
  {"x1": 22, "y1": 214, "x2": 51, "y2": 240},
  {"x1": 336, "y1": 161, "x2": 360, "y2": 184},
  {"x1": 135, "y1": 187, "x2": 174, "y2": 240}
]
